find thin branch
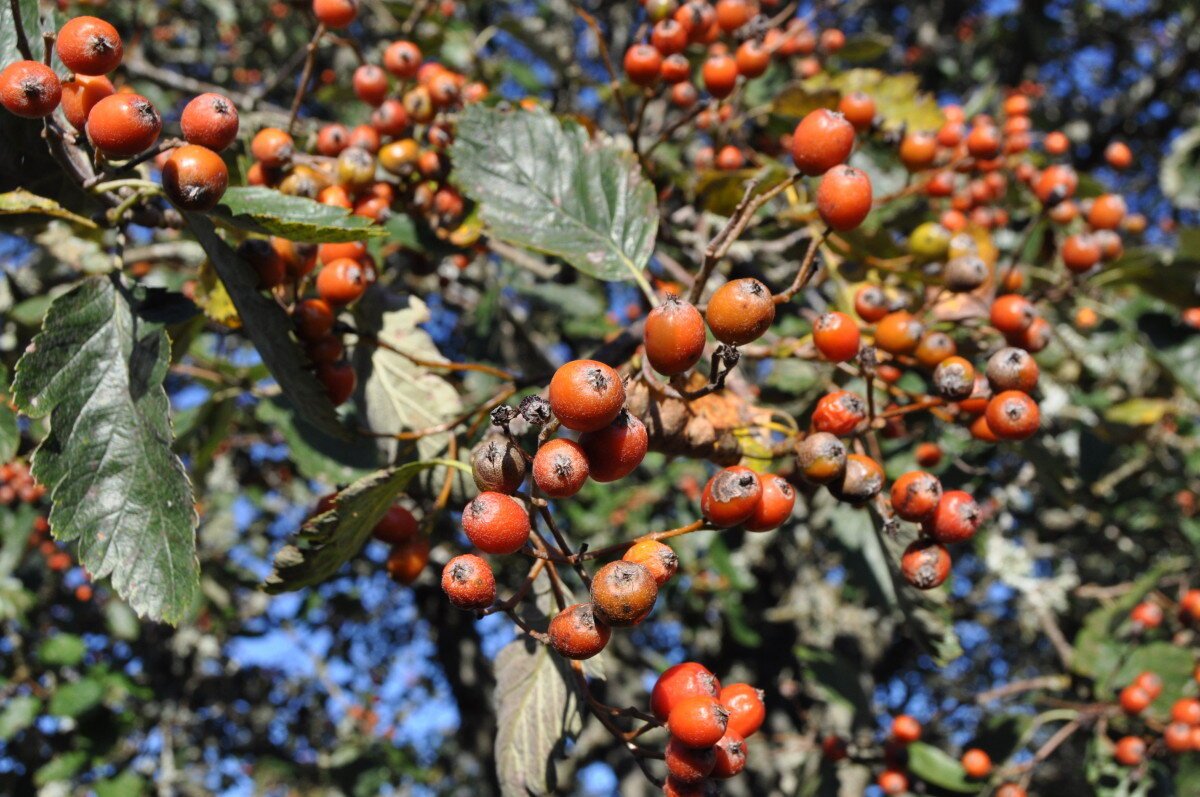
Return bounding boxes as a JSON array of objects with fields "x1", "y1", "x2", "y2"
[
  {"x1": 288, "y1": 24, "x2": 327, "y2": 135},
  {"x1": 773, "y1": 227, "x2": 829, "y2": 304}
]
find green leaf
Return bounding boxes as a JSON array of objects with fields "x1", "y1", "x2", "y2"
[
  {"x1": 0, "y1": 694, "x2": 40, "y2": 740},
  {"x1": 210, "y1": 187, "x2": 386, "y2": 243},
  {"x1": 804, "y1": 69, "x2": 943, "y2": 132},
  {"x1": 1106, "y1": 642, "x2": 1196, "y2": 721},
  {"x1": 95, "y1": 771, "x2": 148, "y2": 797},
  {"x1": 263, "y1": 459, "x2": 465, "y2": 593},
  {"x1": 0, "y1": 402, "x2": 17, "y2": 476},
  {"x1": 0, "y1": 0, "x2": 44, "y2": 69},
  {"x1": 12, "y1": 277, "x2": 199, "y2": 624},
  {"x1": 694, "y1": 161, "x2": 792, "y2": 216},
  {"x1": 185, "y1": 212, "x2": 349, "y2": 441},
  {"x1": 494, "y1": 635, "x2": 584, "y2": 797},
  {"x1": 1161, "y1": 125, "x2": 1200, "y2": 210},
  {"x1": 34, "y1": 750, "x2": 89, "y2": 787},
  {"x1": 255, "y1": 397, "x2": 384, "y2": 484},
  {"x1": 906, "y1": 742, "x2": 981, "y2": 793},
  {"x1": 451, "y1": 104, "x2": 657, "y2": 293},
  {"x1": 0, "y1": 189, "x2": 98, "y2": 228},
  {"x1": 38, "y1": 633, "x2": 87, "y2": 666},
  {"x1": 837, "y1": 33, "x2": 892, "y2": 64},
  {"x1": 48, "y1": 678, "x2": 104, "y2": 717}
]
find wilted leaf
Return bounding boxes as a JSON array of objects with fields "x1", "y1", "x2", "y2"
[
  {"x1": 193, "y1": 259, "x2": 241, "y2": 328},
  {"x1": 263, "y1": 459, "x2": 463, "y2": 592},
  {"x1": 494, "y1": 635, "x2": 585, "y2": 797},
  {"x1": 452, "y1": 104, "x2": 657, "y2": 290},
  {"x1": 211, "y1": 187, "x2": 386, "y2": 243},
  {"x1": 0, "y1": 189, "x2": 97, "y2": 227},
  {"x1": 12, "y1": 277, "x2": 199, "y2": 624},
  {"x1": 695, "y1": 161, "x2": 792, "y2": 216}
]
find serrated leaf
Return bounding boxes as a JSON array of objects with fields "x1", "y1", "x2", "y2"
[
  {"x1": 906, "y1": 742, "x2": 980, "y2": 793},
  {"x1": 12, "y1": 277, "x2": 199, "y2": 624},
  {"x1": 210, "y1": 187, "x2": 386, "y2": 243},
  {"x1": 0, "y1": 189, "x2": 97, "y2": 228},
  {"x1": 185, "y1": 211, "x2": 348, "y2": 440},
  {"x1": 0, "y1": 694, "x2": 40, "y2": 740},
  {"x1": 255, "y1": 397, "x2": 384, "y2": 484},
  {"x1": 193, "y1": 259, "x2": 241, "y2": 328},
  {"x1": 263, "y1": 459, "x2": 464, "y2": 592},
  {"x1": 38, "y1": 633, "x2": 86, "y2": 666},
  {"x1": 451, "y1": 104, "x2": 657, "y2": 290},
  {"x1": 353, "y1": 290, "x2": 464, "y2": 461},
  {"x1": 48, "y1": 678, "x2": 104, "y2": 717},
  {"x1": 494, "y1": 635, "x2": 584, "y2": 797}
]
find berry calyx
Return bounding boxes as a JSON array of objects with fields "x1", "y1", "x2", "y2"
[{"x1": 441, "y1": 554, "x2": 496, "y2": 610}]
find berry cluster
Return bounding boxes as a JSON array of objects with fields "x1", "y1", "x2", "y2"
[
  {"x1": 0, "y1": 459, "x2": 45, "y2": 507},
  {"x1": 314, "y1": 491, "x2": 429, "y2": 584},
  {"x1": 0, "y1": 15, "x2": 235, "y2": 211}
]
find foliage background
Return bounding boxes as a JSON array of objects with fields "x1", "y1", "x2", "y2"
[{"x1": 1, "y1": 1, "x2": 1199, "y2": 796}]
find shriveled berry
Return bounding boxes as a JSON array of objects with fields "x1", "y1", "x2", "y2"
[
  {"x1": 590, "y1": 560, "x2": 658, "y2": 627},
  {"x1": 701, "y1": 466, "x2": 762, "y2": 527},
  {"x1": 796, "y1": 432, "x2": 846, "y2": 484},
  {"x1": 900, "y1": 538, "x2": 952, "y2": 589},
  {"x1": 811, "y1": 390, "x2": 866, "y2": 436},
  {"x1": 470, "y1": 435, "x2": 528, "y2": 494},
  {"x1": 891, "y1": 471, "x2": 943, "y2": 521}
]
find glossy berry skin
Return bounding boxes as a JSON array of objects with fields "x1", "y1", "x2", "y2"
[
  {"x1": 817, "y1": 166, "x2": 873, "y2": 231},
  {"x1": 1119, "y1": 684, "x2": 1152, "y2": 715},
  {"x1": 796, "y1": 432, "x2": 847, "y2": 484},
  {"x1": 735, "y1": 40, "x2": 770, "y2": 78},
  {"x1": 1171, "y1": 698, "x2": 1200, "y2": 725},
  {"x1": 590, "y1": 560, "x2": 657, "y2": 627},
  {"x1": 665, "y1": 738, "x2": 716, "y2": 783},
  {"x1": 181, "y1": 93, "x2": 239, "y2": 151},
  {"x1": 60, "y1": 73, "x2": 113, "y2": 130},
  {"x1": 961, "y1": 748, "x2": 991, "y2": 779},
  {"x1": 1132, "y1": 671, "x2": 1163, "y2": 699},
  {"x1": 985, "y1": 391, "x2": 1039, "y2": 440},
  {"x1": 622, "y1": 539, "x2": 678, "y2": 586},
  {"x1": 86, "y1": 93, "x2": 161, "y2": 157},
  {"x1": 874, "y1": 311, "x2": 923, "y2": 355},
  {"x1": 312, "y1": 0, "x2": 359, "y2": 28},
  {"x1": 990, "y1": 294, "x2": 1036, "y2": 337},
  {"x1": 1164, "y1": 723, "x2": 1193, "y2": 754},
  {"x1": 624, "y1": 44, "x2": 662, "y2": 87},
  {"x1": 372, "y1": 504, "x2": 418, "y2": 544},
  {"x1": 791, "y1": 109, "x2": 856, "y2": 176},
  {"x1": 720, "y1": 683, "x2": 765, "y2": 737},
  {"x1": 901, "y1": 538, "x2": 952, "y2": 589},
  {"x1": 669, "y1": 696, "x2": 729, "y2": 749},
  {"x1": 854, "y1": 284, "x2": 889, "y2": 323},
  {"x1": 652, "y1": 662, "x2": 722, "y2": 721},
  {"x1": 548, "y1": 359, "x2": 625, "y2": 432},
  {"x1": 251, "y1": 127, "x2": 294, "y2": 168},
  {"x1": 1105, "y1": 141, "x2": 1133, "y2": 170},
  {"x1": 57, "y1": 16, "x2": 123, "y2": 76},
  {"x1": 891, "y1": 714, "x2": 922, "y2": 744},
  {"x1": 711, "y1": 732, "x2": 747, "y2": 778},
  {"x1": 891, "y1": 471, "x2": 943, "y2": 521},
  {"x1": 532, "y1": 438, "x2": 590, "y2": 498},
  {"x1": 383, "y1": 40, "x2": 422, "y2": 78},
  {"x1": 899, "y1": 131, "x2": 937, "y2": 171},
  {"x1": 317, "y1": 360, "x2": 357, "y2": 405},
  {"x1": 705, "y1": 278, "x2": 775, "y2": 345},
  {"x1": 461, "y1": 491, "x2": 530, "y2": 555},
  {"x1": 701, "y1": 53, "x2": 738, "y2": 98},
  {"x1": 923, "y1": 490, "x2": 982, "y2": 544},
  {"x1": 441, "y1": 554, "x2": 496, "y2": 610},
  {"x1": 578, "y1": 410, "x2": 648, "y2": 482},
  {"x1": 986, "y1": 347, "x2": 1039, "y2": 392},
  {"x1": 811, "y1": 390, "x2": 867, "y2": 436},
  {"x1": 294, "y1": 298, "x2": 335, "y2": 341},
  {"x1": 645, "y1": 295, "x2": 707, "y2": 375},
  {"x1": 839, "y1": 91, "x2": 876, "y2": 130},
  {"x1": 0, "y1": 61, "x2": 62, "y2": 119},
  {"x1": 1114, "y1": 736, "x2": 1145, "y2": 767},
  {"x1": 813, "y1": 311, "x2": 861, "y2": 362},
  {"x1": 702, "y1": 466, "x2": 763, "y2": 527},
  {"x1": 745, "y1": 474, "x2": 796, "y2": 532},
  {"x1": 316, "y1": 258, "x2": 368, "y2": 306},
  {"x1": 548, "y1": 603, "x2": 610, "y2": 660},
  {"x1": 933, "y1": 356, "x2": 976, "y2": 401},
  {"x1": 162, "y1": 145, "x2": 228, "y2": 211}
]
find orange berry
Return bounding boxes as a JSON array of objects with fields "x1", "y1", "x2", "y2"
[
  {"x1": 1119, "y1": 684, "x2": 1153, "y2": 715},
  {"x1": 915, "y1": 442, "x2": 942, "y2": 468},
  {"x1": 791, "y1": 108, "x2": 856, "y2": 176},
  {"x1": 645, "y1": 295, "x2": 707, "y2": 376},
  {"x1": 854, "y1": 284, "x2": 889, "y2": 323},
  {"x1": 744, "y1": 473, "x2": 795, "y2": 532},
  {"x1": 811, "y1": 390, "x2": 867, "y2": 436},
  {"x1": 711, "y1": 731, "x2": 747, "y2": 778},
  {"x1": 839, "y1": 91, "x2": 876, "y2": 131},
  {"x1": 795, "y1": 432, "x2": 847, "y2": 484},
  {"x1": 316, "y1": 258, "x2": 368, "y2": 305},
  {"x1": 590, "y1": 560, "x2": 658, "y2": 627},
  {"x1": 548, "y1": 359, "x2": 625, "y2": 432},
  {"x1": 0, "y1": 60, "x2": 62, "y2": 119},
  {"x1": 874, "y1": 311, "x2": 924, "y2": 355},
  {"x1": 985, "y1": 390, "x2": 1039, "y2": 440},
  {"x1": 59, "y1": 73, "x2": 112, "y2": 129},
  {"x1": 990, "y1": 294, "x2": 1035, "y2": 337},
  {"x1": 86, "y1": 93, "x2": 161, "y2": 157},
  {"x1": 720, "y1": 683, "x2": 765, "y2": 737},
  {"x1": 461, "y1": 491, "x2": 530, "y2": 555},
  {"x1": 622, "y1": 539, "x2": 679, "y2": 586},
  {"x1": 624, "y1": 43, "x2": 663, "y2": 86},
  {"x1": 181, "y1": 93, "x2": 239, "y2": 151},
  {"x1": 891, "y1": 714, "x2": 921, "y2": 744},
  {"x1": 385, "y1": 537, "x2": 429, "y2": 583},
  {"x1": 161, "y1": 144, "x2": 228, "y2": 211},
  {"x1": 251, "y1": 127, "x2": 294, "y2": 168},
  {"x1": 532, "y1": 438, "x2": 590, "y2": 498},
  {"x1": 312, "y1": 0, "x2": 358, "y2": 28},
  {"x1": 933, "y1": 356, "x2": 976, "y2": 401},
  {"x1": 1113, "y1": 736, "x2": 1145, "y2": 766},
  {"x1": 705, "y1": 278, "x2": 775, "y2": 345},
  {"x1": 668, "y1": 696, "x2": 729, "y2": 748},
  {"x1": 701, "y1": 53, "x2": 738, "y2": 98},
  {"x1": 961, "y1": 748, "x2": 991, "y2": 779},
  {"x1": 548, "y1": 603, "x2": 611, "y2": 660},
  {"x1": 652, "y1": 662, "x2": 721, "y2": 721},
  {"x1": 891, "y1": 471, "x2": 943, "y2": 521},
  {"x1": 923, "y1": 490, "x2": 981, "y2": 544},
  {"x1": 901, "y1": 538, "x2": 952, "y2": 589},
  {"x1": 1105, "y1": 141, "x2": 1133, "y2": 170},
  {"x1": 578, "y1": 410, "x2": 648, "y2": 483},
  {"x1": 383, "y1": 40, "x2": 422, "y2": 78},
  {"x1": 702, "y1": 466, "x2": 762, "y2": 527},
  {"x1": 813, "y1": 311, "x2": 861, "y2": 362},
  {"x1": 57, "y1": 16, "x2": 123, "y2": 76},
  {"x1": 665, "y1": 737, "x2": 716, "y2": 783},
  {"x1": 441, "y1": 554, "x2": 496, "y2": 611},
  {"x1": 817, "y1": 165, "x2": 873, "y2": 230},
  {"x1": 352, "y1": 64, "x2": 389, "y2": 107}
]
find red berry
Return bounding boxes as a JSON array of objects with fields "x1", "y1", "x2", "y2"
[
  {"x1": 711, "y1": 731, "x2": 747, "y2": 778},
  {"x1": 813, "y1": 311, "x2": 861, "y2": 362},
  {"x1": 901, "y1": 538, "x2": 952, "y2": 589},
  {"x1": 652, "y1": 662, "x2": 721, "y2": 721},
  {"x1": 312, "y1": 0, "x2": 358, "y2": 28},
  {"x1": 701, "y1": 466, "x2": 762, "y2": 527},
  {"x1": 461, "y1": 491, "x2": 530, "y2": 555},
  {"x1": 57, "y1": 16, "x2": 123, "y2": 76},
  {"x1": 441, "y1": 554, "x2": 496, "y2": 610},
  {"x1": 548, "y1": 603, "x2": 611, "y2": 660},
  {"x1": 891, "y1": 714, "x2": 921, "y2": 744},
  {"x1": 665, "y1": 738, "x2": 716, "y2": 783},
  {"x1": 816, "y1": 166, "x2": 873, "y2": 231},
  {"x1": 669, "y1": 696, "x2": 729, "y2": 749},
  {"x1": 891, "y1": 471, "x2": 943, "y2": 522},
  {"x1": 744, "y1": 473, "x2": 795, "y2": 532},
  {"x1": 720, "y1": 683, "x2": 765, "y2": 737},
  {"x1": 372, "y1": 505, "x2": 418, "y2": 544},
  {"x1": 645, "y1": 295, "x2": 707, "y2": 376},
  {"x1": 705, "y1": 278, "x2": 775, "y2": 345},
  {"x1": 86, "y1": 93, "x2": 162, "y2": 158},
  {"x1": 532, "y1": 438, "x2": 590, "y2": 498},
  {"x1": 316, "y1": 258, "x2": 369, "y2": 306},
  {"x1": 923, "y1": 490, "x2": 982, "y2": 544},
  {"x1": 0, "y1": 61, "x2": 62, "y2": 119},
  {"x1": 624, "y1": 44, "x2": 663, "y2": 87},
  {"x1": 181, "y1": 93, "x2": 239, "y2": 150},
  {"x1": 791, "y1": 109, "x2": 855, "y2": 176},
  {"x1": 622, "y1": 539, "x2": 679, "y2": 586},
  {"x1": 961, "y1": 748, "x2": 991, "y2": 779},
  {"x1": 811, "y1": 390, "x2": 867, "y2": 436},
  {"x1": 578, "y1": 410, "x2": 648, "y2": 483},
  {"x1": 161, "y1": 144, "x2": 228, "y2": 211}
]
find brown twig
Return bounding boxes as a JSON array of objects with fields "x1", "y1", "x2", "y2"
[
  {"x1": 288, "y1": 23, "x2": 327, "y2": 135},
  {"x1": 773, "y1": 227, "x2": 829, "y2": 304}
]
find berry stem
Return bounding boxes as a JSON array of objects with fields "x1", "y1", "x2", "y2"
[
  {"x1": 288, "y1": 23, "x2": 327, "y2": 136},
  {"x1": 773, "y1": 226, "x2": 831, "y2": 304},
  {"x1": 8, "y1": 0, "x2": 33, "y2": 61}
]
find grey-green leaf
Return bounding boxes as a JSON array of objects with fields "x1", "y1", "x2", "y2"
[
  {"x1": 452, "y1": 104, "x2": 657, "y2": 290},
  {"x1": 185, "y1": 211, "x2": 348, "y2": 440},
  {"x1": 494, "y1": 635, "x2": 585, "y2": 797},
  {"x1": 12, "y1": 277, "x2": 199, "y2": 625},
  {"x1": 38, "y1": 633, "x2": 87, "y2": 667},
  {"x1": 906, "y1": 742, "x2": 981, "y2": 794},
  {"x1": 0, "y1": 401, "x2": 17, "y2": 473},
  {"x1": 263, "y1": 459, "x2": 463, "y2": 593},
  {"x1": 211, "y1": 186, "x2": 387, "y2": 243},
  {"x1": 48, "y1": 678, "x2": 104, "y2": 717},
  {"x1": 0, "y1": 694, "x2": 40, "y2": 740}
]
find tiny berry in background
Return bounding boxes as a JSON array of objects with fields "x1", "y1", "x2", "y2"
[
  {"x1": 441, "y1": 554, "x2": 496, "y2": 611},
  {"x1": 891, "y1": 714, "x2": 922, "y2": 744},
  {"x1": 652, "y1": 662, "x2": 721, "y2": 721},
  {"x1": 385, "y1": 537, "x2": 429, "y2": 584},
  {"x1": 701, "y1": 466, "x2": 762, "y2": 527},
  {"x1": 1105, "y1": 140, "x2": 1133, "y2": 170},
  {"x1": 0, "y1": 61, "x2": 62, "y2": 119},
  {"x1": 790, "y1": 108, "x2": 855, "y2": 176},
  {"x1": 181, "y1": 93, "x2": 240, "y2": 151},
  {"x1": 1119, "y1": 684, "x2": 1152, "y2": 715},
  {"x1": 1132, "y1": 671, "x2": 1162, "y2": 699},
  {"x1": 1113, "y1": 736, "x2": 1145, "y2": 766},
  {"x1": 877, "y1": 768, "x2": 908, "y2": 795},
  {"x1": 839, "y1": 91, "x2": 876, "y2": 130},
  {"x1": 251, "y1": 127, "x2": 295, "y2": 168},
  {"x1": 57, "y1": 16, "x2": 123, "y2": 76},
  {"x1": 461, "y1": 491, "x2": 530, "y2": 555},
  {"x1": 548, "y1": 603, "x2": 611, "y2": 660},
  {"x1": 668, "y1": 696, "x2": 729, "y2": 749}
]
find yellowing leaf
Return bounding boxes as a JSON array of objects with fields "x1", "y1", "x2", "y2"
[
  {"x1": 1104, "y1": 398, "x2": 1172, "y2": 426},
  {"x1": 194, "y1": 260, "x2": 241, "y2": 329},
  {"x1": 0, "y1": 190, "x2": 97, "y2": 228}
]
